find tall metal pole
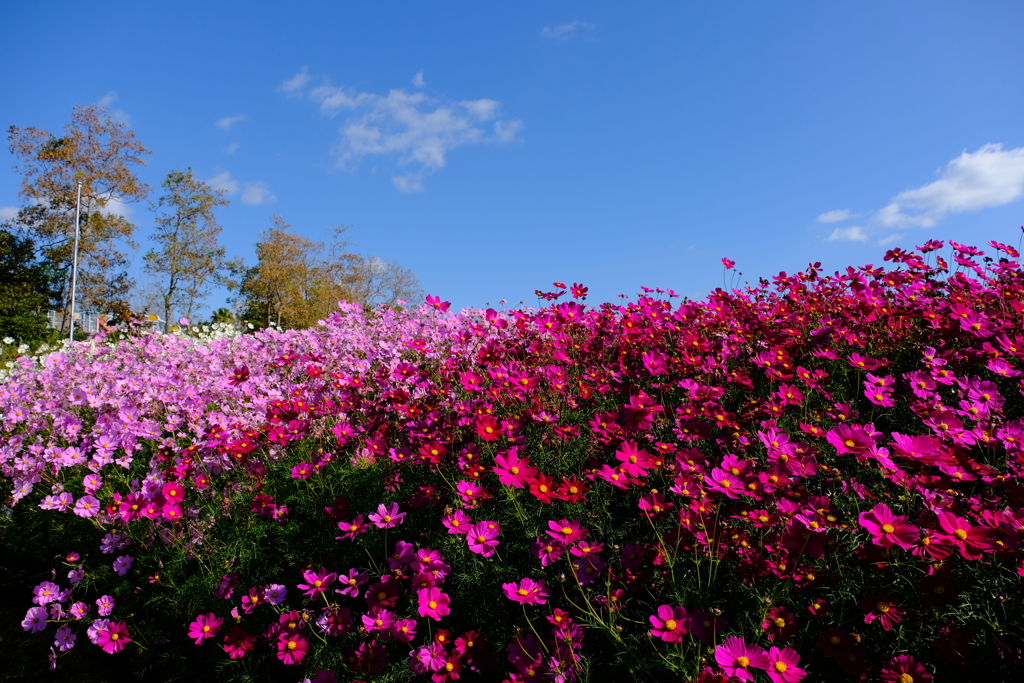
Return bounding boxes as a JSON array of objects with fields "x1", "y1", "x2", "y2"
[{"x1": 68, "y1": 182, "x2": 83, "y2": 343}]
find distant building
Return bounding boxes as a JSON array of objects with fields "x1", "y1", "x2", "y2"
[{"x1": 47, "y1": 310, "x2": 109, "y2": 334}]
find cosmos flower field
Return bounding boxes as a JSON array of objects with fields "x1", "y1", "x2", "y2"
[{"x1": 3, "y1": 239, "x2": 1024, "y2": 682}]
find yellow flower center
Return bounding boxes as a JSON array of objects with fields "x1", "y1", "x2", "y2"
[
  {"x1": 900, "y1": 675, "x2": 914, "y2": 683},
  {"x1": 882, "y1": 524, "x2": 895, "y2": 534},
  {"x1": 953, "y1": 529, "x2": 968, "y2": 541},
  {"x1": 774, "y1": 662, "x2": 787, "y2": 673},
  {"x1": 736, "y1": 656, "x2": 749, "y2": 668},
  {"x1": 877, "y1": 602, "x2": 890, "y2": 613},
  {"x1": 510, "y1": 467, "x2": 520, "y2": 474},
  {"x1": 830, "y1": 635, "x2": 841, "y2": 645},
  {"x1": 665, "y1": 619, "x2": 677, "y2": 630},
  {"x1": 774, "y1": 617, "x2": 786, "y2": 628},
  {"x1": 428, "y1": 600, "x2": 438, "y2": 609}
]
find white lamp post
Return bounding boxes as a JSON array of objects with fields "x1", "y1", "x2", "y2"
[{"x1": 68, "y1": 182, "x2": 83, "y2": 343}]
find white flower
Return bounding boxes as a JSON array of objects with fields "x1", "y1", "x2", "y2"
[{"x1": 2, "y1": 337, "x2": 13, "y2": 344}]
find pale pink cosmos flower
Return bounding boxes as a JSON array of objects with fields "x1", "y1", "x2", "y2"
[{"x1": 369, "y1": 502, "x2": 406, "y2": 529}]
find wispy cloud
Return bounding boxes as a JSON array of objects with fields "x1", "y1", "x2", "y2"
[
  {"x1": 279, "y1": 67, "x2": 312, "y2": 94},
  {"x1": 280, "y1": 69, "x2": 523, "y2": 191},
  {"x1": 876, "y1": 144, "x2": 1024, "y2": 228},
  {"x1": 241, "y1": 181, "x2": 276, "y2": 206},
  {"x1": 822, "y1": 143, "x2": 1024, "y2": 241},
  {"x1": 412, "y1": 71, "x2": 425, "y2": 88},
  {"x1": 207, "y1": 171, "x2": 276, "y2": 205},
  {"x1": 826, "y1": 226, "x2": 868, "y2": 242},
  {"x1": 224, "y1": 143, "x2": 240, "y2": 155},
  {"x1": 541, "y1": 21, "x2": 595, "y2": 39},
  {"x1": 216, "y1": 115, "x2": 248, "y2": 131},
  {"x1": 0, "y1": 206, "x2": 19, "y2": 222},
  {"x1": 96, "y1": 91, "x2": 130, "y2": 124},
  {"x1": 816, "y1": 209, "x2": 852, "y2": 223}
]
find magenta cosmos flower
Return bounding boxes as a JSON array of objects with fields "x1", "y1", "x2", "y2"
[
  {"x1": 715, "y1": 637, "x2": 768, "y2": 682},
  {"x1": 277, "y1": 631, "x2": 309, "y2": 665},
  {"x1": 935, "y1": 511, "x2": 991, "y2": 560},
  {"x1": 858, "y1": 503, "x2": 918, "y2": 550},
  {"x1": 97, "y1": 620, "x2": 131, "y2": 654},
  {"x1": 417, "y1": 587, "x2": 451, "y2": 621},
  {"x1": 502, "y1": 578, "x2": 549, "y2": 605},
  {"x1": 881, "y1": 654, "x2": 933, "y2": 682},
  {"x1": 547, "y1": 519, "x2": 588, "y2": 545},
  {"x1": 649, "y1": 605, "x2": 690, "y2": 643},
  {"x1": 187, "y1": 613, "x2": 223, "y2": 644},
  {"x1": 493, "y1": 450, "x2": 537, "y2": 488},
  {"x1": 467, "y1": 521, "x2": 501, "y2": 557},
  {"x1": 223, "y1": 626, "x2": 256, "y2": 659},
  {"x1": 298, "y1": 567, "x2": 336, "y2": 600},
  {"x1": 369, "y1": 502, "x2": 406, "y2": 529},
  {"x1": 765, "y1": 647, "x2": 806, "y2": 683}
]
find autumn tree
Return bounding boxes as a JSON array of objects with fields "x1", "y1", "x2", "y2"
[
  {"x1": 233, "y1": 217, "x2": 420, "y2": 329},
  {"x1": 6, "y1": 104, "x2": 150, "y2": 331},
  {"x1": 144, "y1": 169, "x2": 230, "y2": 331}
]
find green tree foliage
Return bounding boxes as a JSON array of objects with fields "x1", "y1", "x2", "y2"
[{"x1": 0, "y1": 228, "x2": 61, "y2": 345}]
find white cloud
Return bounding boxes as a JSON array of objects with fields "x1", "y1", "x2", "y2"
[
  {"x1": 0, "y1": 206, "x2": 18, "y2": 221},
  {"x1": 241, "y1": 182, "x2": 277, "y2": 206},
  {"x1": 541, "y1": 21, "x2": 595, "y2": 39},
  {"x1": 877, "y1": 233, "x2": 904, "y2": 246},
  {"x1": 224, "y1": 143, "x2": 240, "y2": 154},
  {"x1": 216, "y1": 115, "x2": 247, "y2": 131},
  {"x1": 412, "y1": 71, "x2": 425, "y2": 88},
  {"x1": 280, "y1": 69, "x2": 523, "y2": 191},
  {"x1": 816, "y1": 209, "x2": 852, "y2": 223},
  {"x1": 877, "y1": 143, "x2": 1024, "y2": 228},
  {"x1": 279, "y1": 67, "x2": 311, "y2": 94},
  {"x1": 96, "y1": 91, "x2": 130, "y2": 124},
  {"x1": 97, "y1": 195, "x2": 133, "y2": 218},
  {"x1": 208, "y1": 171, "x2": 240, "y2": 195},
  {"x1": 392, "y1": 174, "x2": 424, "y2": 193},
  {"x1": 208, "y1": 171, "x2": 276, "y2": 205},
  {"x1": 826, "y1": 226, "x2": 868, "y2": 242}
]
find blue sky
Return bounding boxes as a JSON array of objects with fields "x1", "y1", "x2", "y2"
[{"x1": 2, "y1": 1, "x2": 1023, "y2": 314}]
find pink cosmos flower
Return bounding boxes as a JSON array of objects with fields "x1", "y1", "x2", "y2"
[
  {"x1": 97, "y1": 620, "x2": 131, "y2": 654},
  {"x1": 858, "y1": 503, "x2": 918, "y2": 550},
  {"x1": 277, "y1": 631, "x2": 309, "y2": 665},
  {"x1": 161, "y1": 481, "x2": 184, "y2": 502},
  {"x1": 862, "y1": 595, "x2": 904, "y2": 631},
  {"x1": 336, "y1": 514, "x2": 368, "y2": 540},
  {"x1": 467, "y1": 521, "x2": 501, "y2": 557},
  {"x1": 442, "y1": 509, "x2": 473, "y2": 534},
  {"x1": 86, "y1": 619, "x2": 110, "y2": 644},
  {"x1": 935, "y1": 511, "x2": 991, "y2": 560},
  {"x1": 615, "y1": 440, "x2": 654, "y2": 477},
  {"x1": 362, "y1": 608, "x2": 395, "y2": 632},
  {"x1": 265, "y1": 583, "x2": 288, "y2": 605},
  {"x1": 492, "y1": 450, "x2": 537, "y2": 488},
  {"x1": 298, "y1": 568, "x2": 337, "y2": 600},
  {"x1": 649, "y1": 605, "x2": 690, "y2": 643},
  {"x1": 187, "y1": 613, "x2": 223, "y2": 645},
  {"x1": 417, "y1": 587, "x2": 451, "y2": 621},
  {"x1": 369, "y1": 502, "x2": 406, "y2": 529},
  {"x1": 391, "y1": 618, "x2": 418, "y2": 642},
  {"x1": 334, "y1": 569, "x2": 368, "y2": 597},
  {"x1": 113, "y1": 555, "x2": 133, "y2": 576},
  {"x1": 96, "y1": 595, "x2": 115, "y2": 617},
  {"x1": 547, "y1": 519, "x2": 588, "y2": 545},
  {"x1": 532, "y1": 537, "x2": 565, "y2": 566},
  {"x1": 33, "y1": 581, "x2": 60, "y2": 605},
  {"x1": 502, "y1": 577, "x2": 549, "y2": 605},
  {"x1": 291, "y1": 462, "x2": 314, "y2": 479},
  {"x1": 715, "y1": 637, "x2": 768, "y2": 682},
  {"x1": 881, "y1": 654, "x2": 933, "y2": 682},
  {"x1": 54, "y1": 624, "x2": 76, "y2": 652},
  {"x1": 22, "y1": 606, "x2": 48, "y2": 633},
  {"x1": 73, "y1": 495, "x2": 100, "y2": 518},
  {"x1": 765, "y1": 647, "x2": 806, "y2": 683}
]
